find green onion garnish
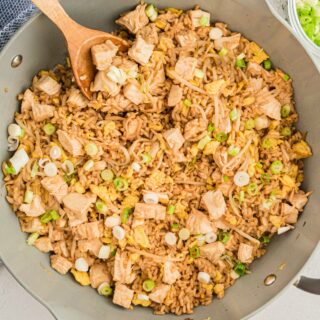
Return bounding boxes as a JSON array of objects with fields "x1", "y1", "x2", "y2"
[
  {"x1": 189, "y1": 245, "x2": 200, "y2": 258},
  {"x1": 259, "y1": 235, "x2": 270, "y2": 244},
  {"x1": 40, "y1": 210, "x2": 60, "y2": 224},
  {"x1": 245, "y1": 119, "x2": 255, "y2": 130},
  {"x1": 85, "y1": 143, "x2": 98, "y2": 157},
  {"x1": 281, "y1": 104, "x2": 291, "y2": 118},
  {"x1": 227, "y1": 145, "x2": 240, "y2": 156},
  {"x1": 281, "y1": 127, "x2": 292, "y2": 137},
  {"x1": 236, "y1": 58, "x2": 246, "y2": 68},
  {"x1": 42, "y1": 123, "x2": 56, "y2": 136},
  {"x1": 121, "y1": 207, "x2": 133, "y2": 224},
  {"x1": 142, "y1": 279, "x2": 155, "y2": 292},
  {"x1": 247, "y1": 183, "x2": 258, "y2": 196},
  {"x1": 96, "y1": 200, "x2": 108, "y2": 214},
  {"x1": 234, "y1": 262, "x2": 246, "y2": 276},
  {"x1": 167, "y1": 204, "x2": 176, "y2": 215},
  {"x1": 207, "y1": 123, "x2": 215, "y2": 133},
  {"x1": 99, "y1": 285, "x2": 113, "y2": 296},
  {"x1": 183, "y1": 99, "x2": 192, "y2": 107},
  {"x1": 215, "y1": 132, "x2": 228, "y2": 143},
  {"x1": 142, "y1": 153, "x2": 152, "y2": 164},
  {"x1": 171, "y1": 223, "x2": 179, "y2": 230},
  {"x1": 263, "y1": 59, "x2": 272, "y2": 70},
  {"x1": 270, "y1": 160, "x2": 283, "y2": 175},
  {"x1": 223, "y1": 175, "x2": 229, "y2": 182},
  {"x1": 145, "y1": 4, "x2": 158, "y2": 22},
  {"x1": 218, "y1": 231, "x2": 230, "y2": 244},
  {"x1": 5, "y1": 164, "x2": 16, "y2": 175},
  {"x1": 262, "y1": 138, "x2": 272, "y2": 149},
  {"x1": 101, "y1": 169, "x2": 114, "y2": 182},
  {"x1": 113, "y1": 177, "x2": 129, "y2": 191},
  {"x1": 283, "y1": 74, "x2": 290, "y2": 81},
  {"x1": 27, "y1": 232, "x2": 39, "y2": 246},
  {"x1": 260, "y1": 173, "x2": 271, "y2": 184},
  {"x1": 23, "y1": 190, "x2": 34, "y2": 204},
  {"x1": 229, "y1": 108, "x2": 239, "y2": 122},
  {"x1": 198, "y1": 135, "x2": 211, "y2": 150},
  {"x1": 199, "y1": 15, "x2": 209, "y2": 27},
  {"x1": 239, "y1": 190, "x2": 245, "y2": 203},
  {"x1": 219, "y1": 48, "x2": 228, "y2": 57}
]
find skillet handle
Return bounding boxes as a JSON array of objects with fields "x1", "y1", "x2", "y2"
[{"x1": 294, "y1": 276, "x2": 320, "y2": 295}]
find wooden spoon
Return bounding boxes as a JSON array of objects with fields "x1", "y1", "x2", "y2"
[{"x1": 32, "y1": 0, "x2": 128, "y2": 99}]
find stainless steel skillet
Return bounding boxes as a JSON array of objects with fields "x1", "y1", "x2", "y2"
[{"x1": 0, "y1": 1, "x2": 320, "y2": 319}]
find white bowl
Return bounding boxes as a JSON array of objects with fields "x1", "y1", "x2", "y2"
[{"x1": 288, "y1": 0, "x2": 320, "y2": 57}]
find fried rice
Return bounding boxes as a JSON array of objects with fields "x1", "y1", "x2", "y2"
[{"x1": 2, "y1": 3, "x2": 313, "y2": 315}]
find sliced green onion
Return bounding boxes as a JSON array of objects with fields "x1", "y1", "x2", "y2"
[
  {"x1": 194, "y1": 68, "x2": 205, "y2": 78},
  {"x1": 247, "y1": 183, "x2": 258, "y2": 196},
  {"x1": 283, "y1": 74, "x2": 290, "y2": 81},
  {"x1": 19, "y1": 128, "x2": 25, "y2": 138},
  {"x1": 27, "y1": 232, "x2": 39, "y2": 246},
  {"x1": 281, "y1": 127, "x2": 292, "y2": 137},
  {"x1": 96, "y1": 200, "x2": 108, "y2": 214},
  {"x1": 259, "y1": 235, "x2": 270, "y2": 244},
  {"x1": 198, "y1": 135, "x2": 211, "y2": 150},
  {"x1": 83, "y1": 159, "x2": 94, "y2": 171},
  {"x1": 171, "y1": 223, "x2": 179, "y2": 230},
  {"x1": 260, "y1": 173, "x2": 271, "y2": 185},
  {"x1": 142, "y1": 279, "x2": 155, "y2": 292},
  {"x1": 40, "y1": 210, "x2": 60, "y2": 224},
  {"x1": 281, "y1": 104, "x2": 291, "y2": 118},
  {"x1": 24, "y1": 190, "x2": 34, "y2": 204},
  {"x1": 207, "y1": 123, "x2": 215, "y2": 133},
  {"x1": 236, "y1": 58, "x2": 246, "y2": 68},
  {"x1": 270, "y1": 160, "x2": 283, "y2": 175},
  {"x1": 215, "y1": 132, "x2": 228, "y2": 142},
  {"x1": 5, "y1": 164, "x2": 16, "y2": 175},
  {"x1": 110, "y1": 246, "x2": 117, "y2": 257},
  {"x1": 145, "y1": 4, "x2": 158, "y2": 22},
  {"x1": 219, "y1": 48, "x2": 228, "y2": 56},
  {"x1": 223, "y1": 175, "x2": 229, "y2": 182},
  {"x1": 85, "y1": 143, "x2": 98, "y2": 157},
  {"x1": 256, "y1": 161, "x2": 263, "y2": 169},
  {"x1": 42, "y1": 123, "x2": 56, "y2": 136},
  {"x1": 229, "y1": 108, "x2": 239, "y2": 122},
  {"x1": 63, "y1": 172, "x2": 77, "y2": 185},
  {"x1": 51, "y1": 210, "x2": 60, "y2": 220},
  {"x1": 262, "y1": 138, "x2": 272, "y2": 149},
  {"x1": 167, "y1": 204, "x2": 176, "y2": 215},
  {"x1": 142, "y1": 153, "x2": 152, "y2": 164},
  {"x1": 263, "y1": 59, "x2": 272, "y2": 70},
  {"x1": 101, "y1": 169, "x2": 114, "y2": 182},
  {"x1": 99, "y1": 284, "x2": 113, "y2": 296},
  {"x1": 218, "y1": 231, "x2": 230, "y2": 244},
  {"x1": 239, "y1": 190, "x2": 245, "y2": 203},
  {"x1": 121, "y1": 207, "x2": 133, "y2": 224},
  {"x1": 113, "y1": 177, "x2": 128, "y2": 191},
  {"x1": 245, "y1": 119, "x2": 255, "y2": 130},
  {"x1": 234, "y1": 262, "x2": 246, "y2": 276},
  {"x1": 227, "y1": 145, "x2": 240, "y2": 156},
  {"x1": 199, "y1": 15, "x2": 209, "y2": 27},
  {"x1": 183, "y1": 99, "x2": 192, "y2": 107},
  {"x1": 189, "y1": 245, "x2": 200, "y2": 258}
]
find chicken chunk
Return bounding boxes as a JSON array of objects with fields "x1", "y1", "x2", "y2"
[
  {"x1": 237, "y1": 243, "x2": 253, "y2": 263},
  {"x1": 57, "y1": 130, "x2": 83, "y2": 157},
  {"x1": 123, "y1": 82, "x2": 144, "y2": 105},
  {"x1": 133, "y1": 203, "x2": 166, "y2": 220},
  {"x1": 89, "y1": 263, "x2": 111, "y2": 288},
  {"x1": 49, "y1": 229, "x2": 64, "y2": 242},
  {"x1": 113, "y1": 283, "x2": 134, "y2": 309},
  {"x1": 41, "y1": 175, "x2": 68, "y2": 203},
  {"x1": 91, "y1": 40, "x2": 118, "y2": 71},
  {"x1": 50, "y1": 255, "x2": 72, "y2": 275},
  {"x1": 91, "y1": 71, "x2": 120, "y2": 96},
  {"x1": 52, "y1": 240, "x2": 69, "y2": 257},
  {"x1": 21, "y1": 89, "x2": 35, "y2": 113},
  {"x1": 189, "y1": 10, "x2": 210, "y2": 28},
  {"x1": 67, "y1": 88, "x2": 88, "y2": 109},
  {"x1": 184, "y1": 119, "x2": 207, "y2": 140},
  {"x1": 63, "y1": 193, "x2": 97, "y2": 220},
  {"x1": 163, "y1": 261, "x2": 181, "y2": 285},
  {"x1": 214, "y1": 34, "x2": 241, "y2": 51},
  {"x1": 19, "y1": 195, "x2": 45, "y2": 217},
  {"x1": 259, "y1": 96, "x2": 281, "y2": 120},
  {"x1": 34, "y1": 237, "x2": 53, "y2": 253},
  {"x1": 20, "y1": 217, "x2": 48, "y2": 235},
  {"x1": 113, "y1": 252, "x2": 135, "y2": 284},
  {"x1": 167, "y1": 85, "x2": 183, "y2": 107},
  {"x1": 200, "y1": 242, "x2": 225, "y2": 263},
  {"x1": 174, "y1": 57, "x2": 198, "y2": 81},
  {"x1": 163, "y1": 128, "x2": 185, "y2": 150},
  {"x1": 281, "y1": 203, "x2": 299, "y2": 224},
  {"x1": 116, "y1": 4, "x2": 149, "y2": 34},
  {"x1": 289, "y1": 192, "x2": 308, "y2": 211},
  {"x1": 35, "y1": 75, "x2": 61, "y2": 96},
  {"x1": 149, "y1": 284, "x2": 171, "y2": 304},
  {"x1": 175, "y1": 30, "x2": 198, "y2": 47},
  {"x1": 32, "y1": 103, "x2": 55, "y2": 122},
  {"x1": 113, "y1": 57, "x2": 138, "y2": 76},
  {"x1": 186, "y1": 208, "x2": 215, "y2": 235},
  {"x1": 123, "y1": 116, "x2": 142, "y2": 140},
  {"x1": 202, "y1": 190, "x2": 226, "y2": 220},
  {"x1": 247, "y1": 62, "x2": 264, "y2": 76},
  {"x1": 71, "y1": 221, "x2": 103, "y2": 240},
  {"x1": 78, "y1": 239, "x2": 102, "y2": 256},
  {"x1": 138, "y1": 24, "x2": 159, "y2": 45},
  {"x1": 128, "y1": 36, "x2": 154, "y2": 65},
  {"x1": 248, "y1": 78, "x2": 263, "y2": 92}
]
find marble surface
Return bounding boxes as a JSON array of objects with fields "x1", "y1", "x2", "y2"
[{"x1": 1, "y1": 1, "x2": 320, "y2": 319}]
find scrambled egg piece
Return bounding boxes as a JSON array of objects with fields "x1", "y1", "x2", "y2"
[
  {"x1": 203, "y1": 141, "x2": 220, "y2": 155},
  {"x1": 70, "y1": 269, "x2": 90, "y2": 286},
  {"x1": 292, "y1": 141, "x2": 312, "y2": 159},
  {"x1": 122, "y1": 195, "x2": 139, "y2": 208},
  {"x1": 269, "y1": 215, "x2": 283, "y2": 228},
  {"x1": 248, "y1": 42, "x2": 269, "y2": 64},
  {"x1": 133, "y1": 226, "x2": 150, "y2": 248},
  {"x1": 280, "y1": 175, "x2": 296, "y2": 189},
  {"x1": 204, "y1": 79, "x2": 226, "y2": 95}
]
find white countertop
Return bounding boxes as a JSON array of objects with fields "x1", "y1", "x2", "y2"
[{"x1": 1, "y1": 1, "x2": 320, "y2": 319}]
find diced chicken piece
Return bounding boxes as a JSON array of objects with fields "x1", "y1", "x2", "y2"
[
  {"x1": 91, "y1": 71, "x2": 120, "y2": 96},
  {"x1": 123, "y1": 82, "x2": 144, "y2": 105},
  {"x1": 174, "y1": 57, "x2": 197, "y2": 81},
  {"x1": 202, "y1": 190, "x2": 226, "y2": 220},
  {"x1": 128, "y1": 36, "x2": 154, "y2": 65},
  {"x1": 219, "y1": 114, "x2": 232, "y2": 134},
  {"x1": 200, "y1": 242, "x2": 225, "y2": 263},
  {"x1": 214, "y1": 34, "x2": 241, "y2": 51},
  {"x1": 63, "y1": 192, "x2": 96, "y2": 220},
  {"x1": 57, "y1": 130, "x2": 83, "y2": 156},
  {"x1": 34, "y1": 237, "x2": 53, "y2": 253},
  {"x1": 289, "y1": 192, "x2": 308, "y2": 211},
  {"x1": 67, "y1": 88, "x2": 88, "y2": 109},
  {"x1": 149, "y1": 284, "x2": 171, "y2": 304},
  {"x1": 113, "y1": 57, "x2": 138, "y2": 76},
  {"x1": 259, "y1": 96, "x2": 281, "y2": 120},
  {"x1": 50, "y1": 255, "x2": 72, "y2": 275},
  {"x1": 248, "y1": 78, "x2": 263, "y2": 92},
  {"x1": 281, "y1": 203, "x2": 299, "y2": 224},
  {"x1": 167, "y1": 85, "x2": 183, "y2": 107},
  {"x1": 175, "y1": 30, "x2": 197, "y2": 47},
  {"x1": 20, "y1": 217, "x2": 48, "y2": 235},
  {"x1": 247, "y1": 62, "x2": 264, "y2": 76},
  {"x1": 213, "y1": 149, "x2": 228, "y2": 171},
  {"x1": 173, "y1": 150, "x2": 186, "y2": 163},
  {"x1": 113, "y1": 283, "x2": 134, "y2": 309},
  {"x1": 123, "y1": 116, "x2": 142, "y2": 141},
  {"x1": 113, "y1": 252, "x2": 135, "y2": 284},
  {"x1": 41, "y1": 175, "x2": 68, "y2": 203},
  {"x1": 89, "y1": 263, "x2": 111, "y2": 288},
  {"x1": 35, "y1": 75, "x2": 61, "y2": 95},
  {"x1": 52, "y1": 240, "x2": 69, "y2": 257},
  {"x1": 71, "y1": 221, "x2": 103, "y2": 240},
  {"x1": 148, "y1": 65, "x2": 165, "y2": 95},
  {"x1": 163, "y1": 261, "x2": 181, "y2": 285},
  {"x1": 78, "y1": 239, "x2": 102, "y2": 256},
  {"x1": 163, "y1": 128, "x2": 185, "y2": 150},
  {"x1": 21, "y1": 89, "x2": 35, "y2": 113},
  {"x1": 237, "y1": 243, "x2": 253, "y2": 263},
  {"x1": 49, "y1": 229, "x2": 64, "y2": 242},
  {"x1": 186, "y1": 208, "x2": 215, "y2": 235},
  {"x1": 189, "y1": 10, "x2": 210, "y2": 28},
  {"x1": 116, "y1": 4, "x2": 148, "y2": 34},
  {"x1": 19, "y1": 195, "x2": 45, "y2": 217},
  {"x1": 91, "y1": 40, "x2": 118, "y2": 71},
  {"x1": 184, "y1": 119, "x2": 206, "y2": 140},
  {"x1": 138, "y1": 24, "x2": 159, "y2": 45},
  {"x1": 32, "y1": 103, "x2": 54, "y2": 122},
  {"x1": 131, "y1": 218, "x2": 144, "y2": 228},
  {"x1": 64, "y1": 207, "x2": 87, "y2": 228},
  {"x1": 133, "y1": 203, "x2": 166, "y2": 220}
]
